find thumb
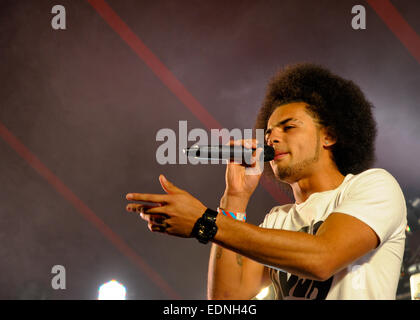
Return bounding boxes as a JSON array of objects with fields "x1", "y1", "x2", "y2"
[
  {"x1": 159, "y1": 174, "x2": 184, "y2": 194},
  {"x1": 245, "y1": 147, "x2": 264, "y2": 176}
]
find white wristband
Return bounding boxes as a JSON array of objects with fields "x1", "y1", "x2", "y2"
[{"x1": 217, "y1": 207, "x2": 247, "y2": 222}]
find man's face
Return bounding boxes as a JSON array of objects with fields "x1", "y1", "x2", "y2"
[{"x1": 265, "y1": 102, "x2": 323, "y2": 183}]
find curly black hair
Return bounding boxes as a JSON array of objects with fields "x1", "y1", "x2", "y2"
[{"x1": 255, "y1": 63, "x2": 377, "y2": 175}]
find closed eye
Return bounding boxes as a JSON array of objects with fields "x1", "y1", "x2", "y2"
[{"x1": 265, "y1": 126, "x2": 295, "y2": 141}]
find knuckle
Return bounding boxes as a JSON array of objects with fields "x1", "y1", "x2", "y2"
[{"x1": 152, "y1": 216, "x2": 162, "y2": 224}]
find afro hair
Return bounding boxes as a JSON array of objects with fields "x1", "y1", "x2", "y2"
[{"x1": 255, "y1": 63, "x2": 377, "y2": 175}]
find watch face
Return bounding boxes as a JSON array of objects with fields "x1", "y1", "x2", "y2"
[
  {"x1": 194, "y1": 217, "x2": 218, "y2": 244},
  {"x1": 201, "y1": 218, "x2": 215, "y2": 228}
]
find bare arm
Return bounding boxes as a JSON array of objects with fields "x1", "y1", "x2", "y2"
[
  {"x1": 212, "y1": 212, "x2": 379, "y2": 282},
  {"x1": 208, "y1": 244, "x2": 270, "y2": 300},
  {"x1": 206, "y1": 140, "x2": 378, "y2": 286},
  {"x1": 207, "y1": 194, "x2": 271, "y2": 300}
]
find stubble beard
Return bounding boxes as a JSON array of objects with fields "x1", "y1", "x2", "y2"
[{"x1": 273, "y1": 134, "x2": 321, "y2": 183}]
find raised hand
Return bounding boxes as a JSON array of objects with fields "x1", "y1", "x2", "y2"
[{"x1": 126, "y1": 175, "x2": 207, "y2": 238}]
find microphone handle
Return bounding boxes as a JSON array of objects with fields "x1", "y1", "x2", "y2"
[
  {"x1": 184, "y1": 145, "x2": 274, "y2": 163},
  {"x1": 199, "y1": 145, "x2": 253, "y2": 162}
]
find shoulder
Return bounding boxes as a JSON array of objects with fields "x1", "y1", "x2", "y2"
[
  {"x1": 344, "y1": 168, "x2": 403, "y2": 196},
  {"x1": 335, "y1": 168, "x2": 407, "y2": 243},
  {"x1": 350, "y1": 168, "x2": 399, "y2": 183}
]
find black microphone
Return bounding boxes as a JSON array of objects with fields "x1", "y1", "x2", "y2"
[{"x1": 183, "y1": 144, "x2": 275, "y2": 163}]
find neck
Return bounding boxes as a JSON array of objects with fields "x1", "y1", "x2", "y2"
[{"x1": 290, "y1": 165, "x2": 345, "y2": 204}]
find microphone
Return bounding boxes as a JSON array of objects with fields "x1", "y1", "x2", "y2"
[{"x1": 183, "y1": 144, "x2": 275, "y2": 163}]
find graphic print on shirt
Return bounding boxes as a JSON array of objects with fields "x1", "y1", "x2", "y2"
[{"x1": 270, "y1": 221, "x2": 333, "y2": 300}]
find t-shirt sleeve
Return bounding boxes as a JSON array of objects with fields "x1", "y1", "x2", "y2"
[
  {"x1": 259, "y1": 205, "x2": 290, "y2": 229},
  {"x1": 333, "y1": 169, "x2": 407, "y2": 245}
]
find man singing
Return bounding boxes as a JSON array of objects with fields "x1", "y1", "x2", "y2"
[{"x1": 126, "y1": 63, "x2": 407, "y2": 300}]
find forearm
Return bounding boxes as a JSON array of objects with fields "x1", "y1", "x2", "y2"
[
  {"x1": 212, "y1": 214, "x2": 330, "y2": 281},
  {"x1": 207, "y1": 194, "x2": 250, "y2": 300},
  {"x1": 207, "y1": 244, "x2": 246, "y2": 299}
]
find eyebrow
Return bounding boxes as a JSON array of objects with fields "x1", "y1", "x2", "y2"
[{"x1": 265, "y1": 118, "x2": 302, "y2": 133}]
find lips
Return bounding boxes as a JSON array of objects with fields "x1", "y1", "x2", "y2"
[{"x1": 273, "y1": 151, "x2": 289, "y2": 161}]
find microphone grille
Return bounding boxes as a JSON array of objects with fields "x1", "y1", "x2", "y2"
[{"x1": 263, "y1": 145, "x2": 275, "y2": 162}]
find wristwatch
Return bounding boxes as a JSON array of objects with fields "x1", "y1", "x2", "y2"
[{"x1": 191, "y1": 208, "x2": 218, "y2": 244}]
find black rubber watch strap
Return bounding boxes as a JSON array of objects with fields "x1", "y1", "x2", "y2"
[{"x1": 191, "y1": 208, "x2": 219, "y2": 244}]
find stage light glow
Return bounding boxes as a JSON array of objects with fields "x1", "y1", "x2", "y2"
[
  {"x1": 98, "y1": 280, "x2": 126, "y2": 300},
  {"x1": 410, "y1": 273, "x2": 420, "y2": 300},
  {"x1": 256, "y1": 286, "x2": 270, "y2": 300}
]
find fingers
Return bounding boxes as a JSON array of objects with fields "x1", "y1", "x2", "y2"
[
  {"x1": 245, "y1": 148, "x2": 264, "y2": 175},
  {"x1": 147, "y1": 214, "x2": 170, "y2": 233},
  {"x1": 141, "y1": 212, "x2": 168, "y2": 225},
  {"x1": 126, "y1": 203, "x2": 161, "y2": 213},
  {"x1": 125, "y1": 177, "x2": 182, "y2": 234},
  {"x1": 126, "y1": 175, "x2": 185, "y2": 204},
  {"x1": 225, "y1": 139, "x2": 263, "y2": 165},
  {"x1": 227, "y1": 138, "x2": 260, "y2": 149},
  {"x1": 126, "y1": 203, "x2": 170, "y2": 233},
  {"x1": 159, "y1": 174, "x2": 186, "y2": 195},
  {"x1": 126, "y1": 192, "x2": 168, "y2": 203},
  {"x1": 225, "y1": 143, "x2": 264, "y2": 168},
  {"x1": 146, "y1": 213, "x2": 170, "y2": 233},
  {"x1": 126, "y1": 204, "x2": 168, "y2": 218},
  {"x1": 251, "y1": 146, "x2": 264, "y2": 164}
]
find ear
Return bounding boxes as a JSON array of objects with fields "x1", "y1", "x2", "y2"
[{"x1": 321, "y1": 127, "x2": 337, "y2": 148}]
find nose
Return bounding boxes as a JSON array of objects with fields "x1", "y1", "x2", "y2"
[
  {"x1": 266, "y1": 133, "x2": 281, "y2": 146},
  {"x1": 267, "y1": 137, "x2": 280, "y2": 146},
  {"x1": 265, "y1": 126, "x2": 286, "y2": 146}
]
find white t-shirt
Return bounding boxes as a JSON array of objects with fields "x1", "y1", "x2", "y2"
[{"x1": 260, "y1": 168, "x2": 407, "y2": 300}]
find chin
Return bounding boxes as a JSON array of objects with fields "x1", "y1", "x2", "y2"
[
  {"x1": 273, "y1": 168, "x2": 291, "y2": 183},
  {"x1": 273, "y1": 165, "x2": 303, "y2": 184}
]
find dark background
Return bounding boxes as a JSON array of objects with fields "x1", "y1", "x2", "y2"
[{"x1": 0, "y1": 0, "x2": 419, "y2": 299}]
